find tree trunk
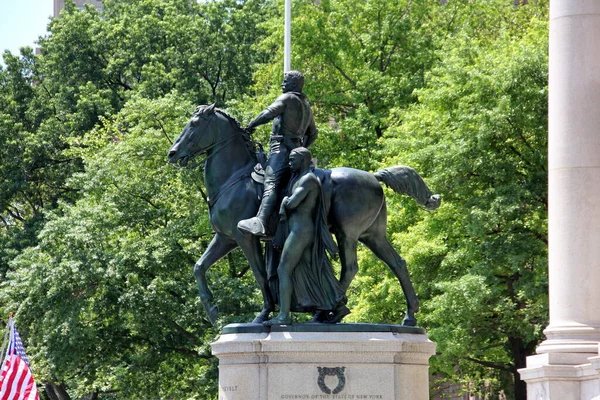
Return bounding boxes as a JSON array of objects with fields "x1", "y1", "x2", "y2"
[
  {"x1": 82, "y1": 391, "x2": 99, "y2": 400},
  {"x1": 509, "y1": 336, "x2": 530, "y2": 400},
  {"x1": 44, "y1": 383, "x2": 71, "y2": 400}
]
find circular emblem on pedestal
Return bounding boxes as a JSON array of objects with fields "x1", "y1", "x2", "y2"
[{"x1": 317, "y1": 366, "x2": 346, "y2": 394}]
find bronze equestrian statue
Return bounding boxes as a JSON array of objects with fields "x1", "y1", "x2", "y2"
[{"x1": 168, "y1": 102, "x2": 440, "y2": 326}]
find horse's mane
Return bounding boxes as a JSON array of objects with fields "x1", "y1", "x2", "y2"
[
  {"x1": 215, "y1": 108, "x2": 242, "y2": 130},
  {"x1": 194, "y1": 105, "x2": 257, "y2": 161}
]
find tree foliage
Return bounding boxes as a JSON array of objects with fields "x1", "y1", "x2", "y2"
[
  {"x1": 1, "y1": 0, "x2": 273, "y2": 398},
  {"x1": 361, "y1": 3, "x2": 548, "y2": 398}
]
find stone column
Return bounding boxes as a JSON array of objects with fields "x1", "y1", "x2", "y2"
[
  {"x1": 520, "y1": 1, "x2": 600, "y2": 398},
  {"x1": 538, "y1": 0, "x2": 600, "y2": 357}
]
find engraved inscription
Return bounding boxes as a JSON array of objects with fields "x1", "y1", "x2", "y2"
[{"x1": 219, "y1": 384, "x2": 239, "y2": 399}]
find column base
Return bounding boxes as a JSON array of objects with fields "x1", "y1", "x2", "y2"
[
  {"x1": 211, "y1": 323, "x2": 436, "y2": 400},
  {"x1": 536, "y1": 324, "x2": 600, "y2": 354},
  {"x1": 519, "y1": 348, "x2": 600, "y2": 399}
]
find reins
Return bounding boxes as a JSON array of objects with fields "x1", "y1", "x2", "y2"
[
  {"x1": 190, "y1": 110, "x2": 261, "y2": 209},
  {"x1": 207, "y1": 165, "x2": 254, "y2": 208}
]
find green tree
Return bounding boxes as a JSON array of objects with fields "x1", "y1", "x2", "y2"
[
  {"x1": 2, "y1": 94, "x2": 262, "y2": 399},
  {"x1": 369, "y1": 4, "x2": 548, "y2": 399},
  {"x1": 0, "y1": 48, "x2": 80, "y2": 284},
  {"x1": 1, "y1": 0, "x2": 275, "y2": 397}
]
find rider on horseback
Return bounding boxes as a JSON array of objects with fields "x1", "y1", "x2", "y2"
[{"x1": 238, "y1": 71, "x2": 318, "y2": 238}]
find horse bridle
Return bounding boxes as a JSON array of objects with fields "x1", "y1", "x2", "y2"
[{"x1": 188, "y1": 112, "x2": 238, "y2": 163}]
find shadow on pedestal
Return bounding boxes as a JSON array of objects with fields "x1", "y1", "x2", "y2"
[{"x1": 222, "y1": 322, "x2": 426, "y2": 335}]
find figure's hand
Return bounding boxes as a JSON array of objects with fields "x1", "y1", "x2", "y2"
[
  {"x1": 279, "y1": 197, "x2": 289, "y2": 216},
  {"x1": 279, "y1": 211, "x2": 287, "y2": 222},
  {"x1": 244, "y1": 126, "x2": 256, "y2": 135},
  {"x1": 279, "y1": 207, "x2": 287, "y2": 221}
]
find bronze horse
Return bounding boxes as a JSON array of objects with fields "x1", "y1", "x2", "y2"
[{"x1": 168, "y1": 104, "x2": 440, "y2": 326}]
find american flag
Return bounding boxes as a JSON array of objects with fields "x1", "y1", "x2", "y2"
[{"x1": 0, "y1": 318, "x2": 40, "y2": 400}]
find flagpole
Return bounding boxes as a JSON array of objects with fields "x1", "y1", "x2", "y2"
[
  {"x1": 1, "y1": 315, "x2": 12, "y2": 363},
  {"x1": 284, "y1": 0, "x2": 291, "y2": 73}
]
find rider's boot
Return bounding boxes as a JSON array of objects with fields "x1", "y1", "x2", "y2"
[{"x1": 237, "y1": 189, "x2": 278, "y2": 238}]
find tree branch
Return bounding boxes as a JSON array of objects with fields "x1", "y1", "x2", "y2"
[
  {"x1": 464, "y1": 357, "x2": 513, "y2": 373},
  {"x1": 326, "y1": 56, "x2": 357, "y2": 88},
  {"x1": 165, "y1": 346, "x2": 212, "y2": 359},
  {"x1": 6, "y1": 206, "x2": 24, "y2": 222},
  {"x1": 172, "y1": 321, "x2": 202, "y2": 346},
  {"x1": 153, "y1": 116, "x2": 173, "y2": 145}
]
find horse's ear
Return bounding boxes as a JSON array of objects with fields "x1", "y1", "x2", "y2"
[{"x1": 206, "y1": 103, "x2": 216, "y2": 114}]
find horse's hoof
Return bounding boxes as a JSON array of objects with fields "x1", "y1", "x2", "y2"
[
  {"x1": 251, "y1": 307, "x2": 273, "y2": 324},
  {"x1": 312, "y1": 310, "x2": 330, "y2": 323},
  {"x1": 402, "y1": 315, "x2": 417, "y2": 327},
  {"x1": 325, "y1": 306, "x2": 350, "y2": 324},
  {"x1": 252, "y1": 313, "x2": 269, "y2": 324},
  {"x1": 207, "y1": 305, "x2": 219, "y2": 325}
]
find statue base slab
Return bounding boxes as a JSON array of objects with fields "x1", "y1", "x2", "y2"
[{"x1": 211, "y1": 323, "x2": 436, "y2": 400}]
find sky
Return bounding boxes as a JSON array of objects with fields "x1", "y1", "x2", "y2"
[{"x1": 0, "y1": 0, "x2": 53, "y2": 58}]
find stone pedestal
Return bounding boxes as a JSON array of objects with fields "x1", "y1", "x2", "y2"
[{"x1": 211, "y1": 323, "x2": 436, "y2": 400}]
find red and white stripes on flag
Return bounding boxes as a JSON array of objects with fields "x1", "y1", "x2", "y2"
[
  {"x1": 1, "y1": 355, "x2": 39, "y2": 400},
  {"x1": 0, "y1": 318, "x2": 40, "y2": 400}
]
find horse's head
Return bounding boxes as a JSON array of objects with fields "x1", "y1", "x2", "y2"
[{"x1": 168, "y1": 103, "x2": 219, "y2": 167}]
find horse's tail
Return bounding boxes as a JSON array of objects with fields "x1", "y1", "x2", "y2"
[{"x1": 373, "y1": 166, "x2": 441, "y2": 211}]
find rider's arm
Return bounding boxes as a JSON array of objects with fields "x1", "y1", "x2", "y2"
[
  {"x1": 247, "y1": 97, "x2": 286, "y2": 130},
  {"x1": 303, "y1": 118, "x2": 318, "y2": 148}
]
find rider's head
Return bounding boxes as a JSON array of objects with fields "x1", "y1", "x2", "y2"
[
  {"x1": 289, "y1": 147, "x2": 312, "y2": 172},
  {"x1": 282, "y1": 71, "x2": 304, "y2": 93}
]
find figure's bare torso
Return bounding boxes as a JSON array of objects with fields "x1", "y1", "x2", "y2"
[{"x1": 287, "y1": 173, "x2": 320, "y2": 230}]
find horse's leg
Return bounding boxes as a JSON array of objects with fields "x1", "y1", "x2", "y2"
[
  {"x1": 337, "y1": 233, "x2": 359, "y2": 293},
  {"x1": 360, "y1": 208, "x2": 420, "y2": 327},
  {"x1": 361, "y1": 234, "x2": 419, "y2": 326},
  {"x1": 235, "y1": 231, "x2": 274, "y2": 324},
  {"x1": 194, "y1": 234, "x2": 238, "y2": 325}
]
